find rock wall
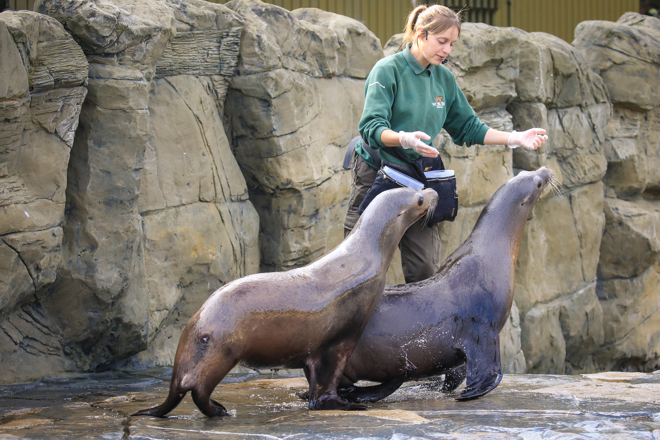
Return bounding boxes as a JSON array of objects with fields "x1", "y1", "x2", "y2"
[
  {"x1": 574, "y1": 12, "x2": 660, "y2": 372},
  {"x1": 0, "y1": 0, "x2": 262, "y2": 382},
  {"x1": 222, "y1": 1, "x2": 382, "y2": 272},
  {"x1": 0, "y1": 0, "x2": 658, "y2": 383},
  {"x1": 0, "y1": 10, "x2": 88, "y2": 380},
  {"x1": 384, "y1": 22, "x2": 611, "y2": 374},
  {"x1": 429, "y1": 14, "x2": 658, "y2": 375}
]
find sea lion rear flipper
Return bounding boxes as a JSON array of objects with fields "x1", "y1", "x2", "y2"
[
  {"x1": 441, "y1": 364, "x2": 466, "y2": 393},
  {"x1": 338, "y1": 375, "x2": 406, "y2": 403},
  {"x1": 456, "y1": 333, "x2": 502, "y2": 401}
]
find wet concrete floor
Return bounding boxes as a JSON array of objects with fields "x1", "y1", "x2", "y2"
[{"x1": 0, "y1": 368, "x2": 659, "y2": 439}]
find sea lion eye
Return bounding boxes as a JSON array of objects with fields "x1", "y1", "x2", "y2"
[
  {"x1": 417, "y1": 195, "x2": 424, "y2": 206},
  {"x1": 200, "y1": 335, "x2": 210, "y2": 344}
]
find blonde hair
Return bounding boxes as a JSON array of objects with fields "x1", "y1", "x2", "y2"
[{"x1": 402, "y1": 4, "x2": 462, "y2": 46}]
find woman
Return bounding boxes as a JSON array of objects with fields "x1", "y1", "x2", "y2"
[{"x1": 344, "y1": 4, "x2": 547, "y2": 284}]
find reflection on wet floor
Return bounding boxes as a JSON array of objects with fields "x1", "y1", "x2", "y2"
[{"x1": 0, "y1": 368, "x2": 658, "y2": 439}]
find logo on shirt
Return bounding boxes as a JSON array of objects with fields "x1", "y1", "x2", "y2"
[{"x1": 432, "y1": 96, "x2": 445, "y2": 109}]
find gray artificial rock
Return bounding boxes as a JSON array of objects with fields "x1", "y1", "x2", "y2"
[
  {"x1": 291, "y1": 7, "x2": 383, "y2": 79},
  {"x1": 500, "y1": 300, "x2": 527, "y2": 374},
  {"x1": 521, "y1": 302, "x2": 566, "y2": 374},
  {"x1": 595, "y1": 263, "x2": 660, "y2": 371},
  {"x1": 574, "y1": 13, "x2": 660, "y2": 111},
  {"x1": 569, "y1": 182, "x2": 606, "y2": 283},
  {"x1": 448, "y1": 23, "x2": 520, "y2": 111},
  {"x1": 598, "y1": 197, "x2": 660, "y2": 280},
  {"x1": 0, "y1": 10, "x2": 87, "y2": 371},
  {"x1": 514, "y1": 191, "x2": 585, "y2": 316},
  {"x1": 224, "y1": 0, "x2": 380, "y2": 272},
  {"x1": 0, "y1": 0, "x2": 260, "y2": 381},
  {"x1": 573, "y1": 13, "x2": 660, "y2": 373},
  {"x1": 558, "y1": 284, "x2": 604, "y2": 372}
]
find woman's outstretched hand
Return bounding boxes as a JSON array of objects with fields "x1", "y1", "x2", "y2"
[
  {"x1": 508, "y1": 128, "x2": 548, "y2": 150},
  {"x1": 399, "y1": 131, "x2": 439, "y2": 157}
]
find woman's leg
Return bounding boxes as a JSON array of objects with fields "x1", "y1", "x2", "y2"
[
  {"x1": 399, "y1": 221, "x2": 441, "y2": 283},
  {"x1": 343, "y1": 153, "x2": 378, "y2": 237}
]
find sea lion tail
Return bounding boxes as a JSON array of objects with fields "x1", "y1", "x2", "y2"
[
  {"x1": 132, "y1": 379, "x2": 186, "y2": 417},
  {"x1": 338, "y1": 376, "x2": 406, "y2": 404}
]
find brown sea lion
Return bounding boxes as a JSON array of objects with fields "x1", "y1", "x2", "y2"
[
  {"x1": 133, "y1": 186, "x2": 438, "y2": 417},
  {"x1": 336, "y1": 167, "x2": 557, "y2": 403}
]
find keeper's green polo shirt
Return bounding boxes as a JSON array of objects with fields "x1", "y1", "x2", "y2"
[{"x1": 356, "y1": 44, "x2": 489, "y2": 169}]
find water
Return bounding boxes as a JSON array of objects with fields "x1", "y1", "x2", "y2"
[{"x1": 0, "y1": 369, "x2": 658, "y2": 439}]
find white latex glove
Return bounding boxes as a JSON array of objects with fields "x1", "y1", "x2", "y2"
[
  {"x1": 398, "y1": 131, "x2": 439, "y2": 158},
  {"x1": 508, "y1": 128, "x2": 548, "y2": 150}
]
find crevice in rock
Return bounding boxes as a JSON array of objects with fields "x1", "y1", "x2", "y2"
[
  {"x1": 0, "y1": 238, "x2": 37, "y2": 292},
  {"x1": 139, "y1": 200, "x2": 214, "y2": 217},
  {"x1": 566, "y1": 190, "x2": 589, "y2": 284},
  {"x1": 231, "y1": 133, "x2": 316, "y2": 159},
  {"x1": 215, "y1": 204, "x2": 241, "y2": 277},
  {"x1": 18, "y1": 307, "x2": 58, "y2": 339},
  {"x1": 598, "y1": 305, "x2": 660, "y2": 348},
  {"x1": 581, "y1": 41, "x2": 656, "y2": 66},
  {"x1": 526, "y1": 281, "x2": 598, "y2": 311},
  {"x1": 163, "y1": 76, "x2": 228, "y2": 203}
]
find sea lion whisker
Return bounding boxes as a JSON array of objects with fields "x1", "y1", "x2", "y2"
[
  {"x1": 548, "y1": 175, "x2": 565, "y2": 199},
  {"x1": 422, "y1": 196, "x2": 438, "y2": 228}
]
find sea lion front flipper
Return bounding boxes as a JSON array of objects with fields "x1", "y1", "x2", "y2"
[
  {"x1": 305, "y1": 356, "x2": 367, "y2": 411},
  {"x1": 455, "y1": 332, "x2": 502, "y2": 401},
  {"x1": 441, "y1": 364, "x2": 466, "y2": 393},
  {"x1": 338, "y1": 375, "x2": 406, "y2": 403}
]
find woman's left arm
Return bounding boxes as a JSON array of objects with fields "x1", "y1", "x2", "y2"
[{"x1": 484, "y1": 128, "x2": 548, "y2": 150}]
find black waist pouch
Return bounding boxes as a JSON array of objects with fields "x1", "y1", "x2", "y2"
[
  {"x1": 355, "y1": 140, "x2": 459, "y2": 226},
  {"x1": 357, "y1": 167, "x2": 414, "y2": 216},
  {"x1": 424, "y1": 171, "x2": 458, "y2": 225}
]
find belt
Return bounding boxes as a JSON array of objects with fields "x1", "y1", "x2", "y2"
[{"x1": 342, "y1": 136, "x2": 382, "y2": 170}]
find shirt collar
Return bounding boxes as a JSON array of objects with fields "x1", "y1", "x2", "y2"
[{"x1": 403, "y1": 42, "x2": 429, "y2": 75}]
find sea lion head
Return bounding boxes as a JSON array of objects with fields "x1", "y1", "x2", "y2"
[
  {"x1": 476, "y1": 167, "x2": 557, "y2": 235},
  {"x1": 169, "y1": 312, "x2": 227, "y2": 392},
  {"x1": 359, "y1": 186, "x2": 439, "y2": 232},
  {"x1": 510, "y1": 166, "x2": 556, "y2": 212}
]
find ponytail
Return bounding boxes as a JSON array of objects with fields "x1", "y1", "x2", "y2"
[
  {"x1": 403, "y1": 5, "x2": 428, "y2": 46},
  {"x1": 402, "y1": 4, "x2": 462, "y2": 47}
]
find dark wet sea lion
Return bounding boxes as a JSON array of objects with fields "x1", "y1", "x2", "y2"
[
  {"x1": 337, "y1": 167, "x2": 556, "y2": 403},
  {"x1": 134, "y1": 186, "x2": 438, "y2": 417}
]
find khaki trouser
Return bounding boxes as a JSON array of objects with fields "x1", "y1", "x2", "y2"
[{"x1": 343, "y1": 153, "x2": 441, "y2": 284}]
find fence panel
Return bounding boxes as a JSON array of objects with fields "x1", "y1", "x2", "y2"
[
  {"x1": 6, "y1": 0, "x2": 34, "y2": 11},
  {"x1": 492, "y1": 0, "x2": 639, "y2": 42},
  {"x1": 5, "y1": 0, "x2": 640, "y2": 45}
]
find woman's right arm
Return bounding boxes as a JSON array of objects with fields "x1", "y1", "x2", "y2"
[
  {"x1": 358, "y1": 64, "x2": 397, "y2": 149},
  {"x1": 358, "y1": 64, "x2": 438, "y2": 157}
]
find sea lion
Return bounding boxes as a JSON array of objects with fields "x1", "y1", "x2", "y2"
[
  {"x1": 336, "y1": 167, "x2": 557, "y2": 403},
  {"x1": 134, "y1": 186, "x2": 438, "y2": 417}
]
